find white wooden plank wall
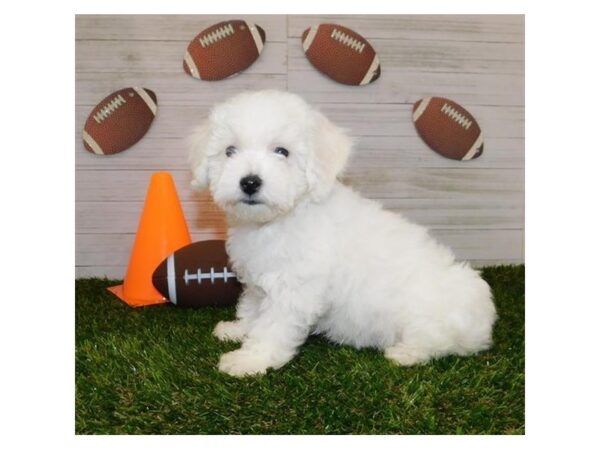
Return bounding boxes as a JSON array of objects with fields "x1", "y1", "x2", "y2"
[{"x1": 75, "y1": 14, "x2": 524, "y2": 278}]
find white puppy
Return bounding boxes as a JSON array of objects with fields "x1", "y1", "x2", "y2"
[{"x1": 189, "y1": 90, "x2": 497, "y2": 377}]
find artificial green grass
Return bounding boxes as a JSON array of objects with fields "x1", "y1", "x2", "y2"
[{"x1": 75, "y1": 265, "x2": 524, "y2": 435}]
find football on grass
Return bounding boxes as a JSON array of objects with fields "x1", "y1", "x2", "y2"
[
  {"x1": 183, "y1": 20, "x2": 266, "y2": 81},
  {"x1": 301, "y1": 23, "x2": 380, "y2": 86},
  {"x1": 82, "y1": 87, "x2": 157, "y2": 156},
  {"x1": 412, "y1": 96, "x2": 484, "y2": 161},
  {"x1": 152, "y1": 240, "x2": 242, "y2": 307}
]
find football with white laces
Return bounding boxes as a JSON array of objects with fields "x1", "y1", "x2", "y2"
[
  {"x1": 82, "y1": 87, "x2": 158, "y2": 155},
  {"x1": 301, "y1": 23, "x2": 380, "y2": 86},
  {"x1": 183, "y1": 20, "x2": 266, "y2": 81},
  {"x1": 412, "y1": 96, "x2": 484, "y2": 161},
  {"x1": 152, "y1": 240, "x2": 242, "y2": 307}
]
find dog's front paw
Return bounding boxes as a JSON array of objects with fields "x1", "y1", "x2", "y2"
[
  {"x1": 213, "y1": 320, "x2": 246, "y2": 343},
  {"x1": 218, "y1": 349, "x2": 272, "y2": 377},
  {"x1": 384, "y1": 343, "x2": 431, "y2": 366}
]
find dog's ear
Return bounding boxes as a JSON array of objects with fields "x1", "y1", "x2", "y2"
[
  {"x1": 307, "y1": 111, "x2": 353, "y2": 202},
  {"x1": 188, "y1": 121, "x2": 212, "y2": 191}
]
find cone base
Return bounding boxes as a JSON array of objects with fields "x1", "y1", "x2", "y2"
[{"x1": 107, "y1": 284, "x2": 168, "y2": 308}]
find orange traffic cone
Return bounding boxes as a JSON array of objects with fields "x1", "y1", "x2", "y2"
[{"x1": 107, "y1": 172, "x2": 192, "y2": 307}]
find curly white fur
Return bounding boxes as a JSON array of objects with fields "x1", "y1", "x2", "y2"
[{"x1": 189, "y1": 90, "x2": 497, "y2": 377}]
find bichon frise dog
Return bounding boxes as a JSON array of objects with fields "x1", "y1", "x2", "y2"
[{"x1": 189, "y1": 90, "x2": 497, "y2": 377}]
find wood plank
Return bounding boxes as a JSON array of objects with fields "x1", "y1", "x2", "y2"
[
  {"x1": 76, "y1": 231, "x2": 227, "y2": 267},
  {"x1": 317, "y1": 103, "x2": 524, "y2": 138},
  {"x1": 76, "y1": 14, "x2": 288, "y2": 42},
  {"x1": 75, "y1": 168, "x2": 523, "y2": 203},
  {"x1": 288, "y1": 15, "x2": 524, "y2": 43},
  {"x1": 387, "y1": 198, "x2": 523, "y2": 230},
  {"x1": 76, "y1": 199, "x2": 226, "y2": 235},
  {"x1": 74, "y1": 197, "x2": 524, "y2": 233},
  {"x1": 77, "y1": 266, "x2": 125, "y2": 279},
  {"x1": 289, "y1": 36, "x2": 523, "y2": 76},
  {"x1": 75, "y1": 105, "x2": 205, "y2": 141},
  {"x1": 75, "y1": 135, "x2": 524, "y2": 171},
  {"x1": 75, "y1": 40, "x2": 287, "y2": 74},
  {"x1": 76, "y1": 192, "x2": 522, "y2": 234},
  {"x1": 76, "y1": 228, "x2": 523, "y2": 268},
  {"x1": 75, "y1": 104, "x2": 524, "y2": 140},
  {"x1": 347, "y1": 136, "x2": 523, "y2": 169},
  {"x1": 429, "y1": 229, "x2": 523, "y2": 261},
  {"x1": 76, "y1": 170, "x2": 198, "y2": 203},
  {"x1": 76, "y1": 258, "x2": 523, "y2": 278},
  {"x1": 287, "y1": 68, "x2": 524, "y2": 106},
  {"x1": 343, "y1": 168, "x2": 523, "y2": 201},
  {"x1": 75, "y1": 137, "x2": 189, "y2": 170},
  {"x1": 75, "y1": 72, "x2": 287, "y2": 106}
]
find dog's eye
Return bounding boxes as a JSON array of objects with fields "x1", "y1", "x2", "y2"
[
  {"x1": 225, "y1": 146, "x2": 237, "y2": 157},
  {"x1": 274, "y1": 147, "x2": 289, "y2": 158}
]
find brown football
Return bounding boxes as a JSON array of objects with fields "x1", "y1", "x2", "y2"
[
  {"x1": 152, "y1": 240, "x2": 242, "y2": 307},
  {"x1": 183, "y1": 20, "x2": 266, "y2": 81},
  {"x1": 301, "y1": 23, "x2": 380, "y2": 86},
  {"x1": 412, "y1": 97, "x2": 484, "y2": 161},
  {"x1": 82, "y1": 87, "x2": 157, "y2": 155}
]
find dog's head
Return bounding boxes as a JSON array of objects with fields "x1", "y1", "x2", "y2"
[{"x1": 189, "y1": 90, "x2": 352, "y2": 223}]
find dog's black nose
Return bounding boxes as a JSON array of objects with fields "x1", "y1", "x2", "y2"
[{"x1": 240, "y1": 175, "x2": 262, "y2": 196}]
